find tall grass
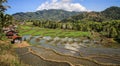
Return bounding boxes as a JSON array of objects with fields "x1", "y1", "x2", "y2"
[{"x1": 0, "y1": 41, "x2": 28, "y2": 66}]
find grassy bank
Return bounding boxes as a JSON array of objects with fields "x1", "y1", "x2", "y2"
[{"x1": 0, "y1": 40, "x2": 28, "y2": 66}]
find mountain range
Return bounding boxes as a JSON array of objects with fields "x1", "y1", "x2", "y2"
[
  {"x1": 13, "y1": 9, "x2": 80, "y2": 21},
  {"x1": 13, "y1": 6, "x2": 120, "y2": 21}
]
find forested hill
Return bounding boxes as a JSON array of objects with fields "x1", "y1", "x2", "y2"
[
  {"x1": 12, "y1": 9, "x2": 80, "y2": 21},
  {"x1": 102, "y1": 6, "x2": 120, "y2": 20},
  {"x1": 13, "y1": 6, "x2": 120, "y2": 22},
  {"x1": 61, "y1": 6, "x2": 120, "y2": 22}
]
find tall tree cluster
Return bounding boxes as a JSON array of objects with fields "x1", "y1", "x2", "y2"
[{"x1": 32, "y1": 20, "x2": 120, "y2": 39}]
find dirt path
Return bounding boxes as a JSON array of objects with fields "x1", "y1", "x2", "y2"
[{"x1": 13, "y1": 41, "x2": 30, "y2": 48}]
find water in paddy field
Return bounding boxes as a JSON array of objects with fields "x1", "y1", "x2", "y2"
[{"x1": 17, "y1": 35, "x2": 120, "y2": 66}]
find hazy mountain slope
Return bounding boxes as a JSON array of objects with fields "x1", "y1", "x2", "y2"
[{"x1": 12, "y1": 9, "x2": 80, "y2": 21}]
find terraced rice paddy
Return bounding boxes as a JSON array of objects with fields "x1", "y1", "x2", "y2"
[
  {"x1": 15, "y1": 46, "x2": 120, "y2": 66},
  {"x1": 16, "y1": 24, "x2": 120, "y2": 66},
  {"x1": 19, "y1": 25, "x2": 91, "y2": 38},
  {"x1": 15, "y1": 35, "x2": 120, "y2": 66}
]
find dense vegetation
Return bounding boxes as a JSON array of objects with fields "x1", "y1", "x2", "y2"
[{"x1": 13, "y1": 9, "x2": 80, "y2": 21}]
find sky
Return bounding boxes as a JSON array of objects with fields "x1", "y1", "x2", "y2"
[{"x1": 5, "y1": 0, "x2": 120, "y2": 14}]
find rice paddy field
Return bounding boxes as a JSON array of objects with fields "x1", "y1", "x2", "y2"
[
  {"x1": 15, "y1": 22, "x2": 120, "y2": 66},
  {"x1": 18, "y1": 22, "x2": 92, "y2": 38}
]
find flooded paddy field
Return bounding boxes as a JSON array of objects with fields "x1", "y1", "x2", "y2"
[{"x1": 15, "y1": 35, "x2": 120, "y2": 66}]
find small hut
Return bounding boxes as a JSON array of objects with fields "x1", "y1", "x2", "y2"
[
  {"x1": 6, "y1": 30, "x2": 15, "y2": 39},
  {"x1": 11, "y1": 34, "x2": 22, "y2": 44}
]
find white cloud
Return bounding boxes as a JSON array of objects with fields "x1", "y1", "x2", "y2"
[
  {"x1": 36, "y1": 0, "x2": 88, "y2": 12},
  {"x1": 61, "y1": 0, "x2": 71, "y2": 3},
  {"x1": 52, "y1": 0, "x2": 57, "y2": 2}
]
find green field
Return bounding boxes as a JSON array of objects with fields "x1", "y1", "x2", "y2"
[{"x1": 19, "y1": 23, "x2": 92, "y2": 38}]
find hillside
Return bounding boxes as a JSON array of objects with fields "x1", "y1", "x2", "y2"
[
  {"x1": 61, "y1": 6, "x2": 120, "y2": 22},
  {"x1": 102, "y1": 6, "x2": 120, "y2": 20},
  {"x1": 12, "y1": 9, "x2": 80, "y2": 21}
]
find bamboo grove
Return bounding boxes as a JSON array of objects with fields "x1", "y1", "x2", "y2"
[{"x1": 32, "y1": 20, "x2": 120, "y2": 39}]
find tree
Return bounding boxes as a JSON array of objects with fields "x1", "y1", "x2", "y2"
[
  {"x1": 0, "y1": 0, "x2": 12, "y2": 40},
  {"x1": 109, "y1": 27, "x2": 118, "y2": 38},
  {"x1": 0, "y1": 0, "x2": 9, "y2": 12}
]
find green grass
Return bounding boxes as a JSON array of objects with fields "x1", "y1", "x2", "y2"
[
  {"x1": 19, "y1": 25, "x2": 32, "y2": 30},
  {"x1": 19, "y1": 23, "x2": 92, "y2": 38},
  {"x1": 21, "y1": 29, "x2": 37, "y2": 35}
]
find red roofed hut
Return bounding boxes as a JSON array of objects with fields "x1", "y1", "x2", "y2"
[
  {"x1": 11, "y1": 34, "x2": 22, "y2": 44},
  {"x1": 6, "y1": 31, "x2": 15, "y2": 39}
]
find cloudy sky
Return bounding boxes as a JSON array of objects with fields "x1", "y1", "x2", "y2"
[{"x1": 6, "y1": 0, "x2": 120, "y2": 14}]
